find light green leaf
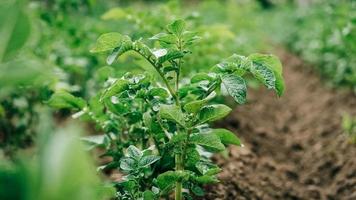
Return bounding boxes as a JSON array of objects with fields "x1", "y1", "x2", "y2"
[
  {"x1": 48, "y1": 91, "x2": 86, "y2": 110},
  {"x1": 159, "y1": 105, "x2": 186, "y2": 127},
  {"x1": 106, "y1": 36, "x2": 133, "y2": 65},
  {"x1": 81, "y1": 135, "x2": 110, "y2": 150},
  {"x1": 150, "y1": 33, "x2": 177, "y2": 44},
  {"x1": 100, "y1": 79, "x2": 130, "y2": 100},
  {"x1": 167, "y1": 19, "x2": 185, "y2": 36},
  {"x1": 127, "y1": 145, "x2": 143, "y2": 160},
  {"x1": 149, "y1": 87, "x2": 169, "y2": 99},
  {"x1": 90, "y1": 32, "x2": 123, "y2": 53},
  {"x1": 190, "y1": 133, "x2": 225, "y2": 152},
  {"x1": 157, "y1": 50, "x2": 184, "y2": 64},
  {"x1": 184, "y1": 93, "x2": 215, "y2": 114},
  {"x1": 209, "y1": 129, "x2": 241, "y2": 146},
  {"x1": 221, "y1": 74, "x2": 247, "y2": 104},
  {"x1": 212, "y1": 54, "x2": 249, "y2": 75},
  {"x1": 190, "y1": 73, "x2": 214, "y2": 83},
  {"x1": 101, "y1": 7, "x2": 127, "y2": 20},
  {"x1": 198, "y1": 104, "x2": 231, "y2": 124},
  {"x1": 0, "y1": 0, "x2": 31, "y2": 62},
  {"x1": 248, "y1": 53, "x2": 285, "y2": 96},
  {"x1": 120, "y1": 157, "x2": 136, "y2": 171},
  {"x1": 139, "y1": 155, "x2": 160, "y2": 167}
]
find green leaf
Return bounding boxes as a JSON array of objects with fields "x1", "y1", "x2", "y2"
[
  {"x1": 221, "y1": 74, "x2": 247, "y2": 104},
  {"x1": 48, "y1": 91, "x2": 86, "y2": 110},
  {"x1": 0, "y1": 0, "x2": 31, "y2": 62},
  {"x1": 107, "y1": 36, "x2": 133, "y2": 65},
  {"x1": 150, "y1": 33, "x2": 177, "y2": 44},
  {"x1": 139, "y1": 155, "x2": 160, "y2": 167},
  {"x1": 212, "y1": 54, "x2": 249, "y2": 75},
  {"x1": 100, "y1": 79, "x2": 130, "y2": 100},
  {"x1": 149, "y1": 88, "x2": 169, "y2": 99},
  {"x1": 248, "y1": 53, "x2": 285, "y2": 96},
  {"x1": 194, "y1": 175, "x2": 219, "y2": 184},
  {"x1": 190, "y1": 73, "x2": 214, "y2": 84},
  {"x1": 209, "y1": 129, "x2": 241, "y2": 146},
  {"x1": 0, "y1": 104, "x2": 4, "y2": 118},
  {"x1": 185, "y1": 147, "x2": 200, "y2": 169},
  {"x1": 167, "y1": 19, "x2": 185, "y2": 36},
  {"x1": 190, "y1": 133, "x2": 225, "y2": 152},
  {"x1": 157, "y1": 50, "x2": 184, "y2": 64},
  {"x1": 191, "y1": 185, "x2": 205, "y2": 196},
  {"x1": 120, "y1": 157, "x2": 136, "y2": 171},
  {"x1": 127, "y1": 145, "x2": 143, "y2": 160},
  {"x1": 159, "y1": 105, "x2": 186, "y2": 127},
  {"x1": 156, "y1": 171, "x2": 188, "y2": 194},
  {"x1": 90, "y1": 32, "x2": 123, "y2": 53},
  {"x1": 198, "y1": 104, "x2": 231, "y2": 124},
  {"x1": 81, "y1": 135, "x2": 110, "y2": 150},
  {"x1": 143, "y1": 190, "x2": 155, "y2": 200},
  {"x1": 101, "y1": 7, "x2": 127, "y2": 20},
  {"x1": 184, "y1": 93, "x2": 215, "y2": 114}
]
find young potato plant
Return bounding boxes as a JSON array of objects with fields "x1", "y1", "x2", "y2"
[
  {"x1": 342, "y1": 114, "x2": 356, "y2": 144},
  {"x1": 49, "y1": 20, "x2": 284, "y2": 200}
]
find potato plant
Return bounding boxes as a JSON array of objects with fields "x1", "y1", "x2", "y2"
[
  {"x1": 342, "y1": 114, "x2": 356, "y2": 144},
  {"x1": 49, "y1": 20, "x2": 284, "y2": 200}
]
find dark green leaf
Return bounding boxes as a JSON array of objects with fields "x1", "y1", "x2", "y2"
[{"x1": 191, "y1": 185, "x2": 205, "y2": 196}]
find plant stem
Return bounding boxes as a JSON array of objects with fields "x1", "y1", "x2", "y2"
[
  {"x1": 175, "y1": 153, "x2": 183, "y2": 200},
  {"x1": 133, "y1": 49, "x2": 180, "y2": 106}
]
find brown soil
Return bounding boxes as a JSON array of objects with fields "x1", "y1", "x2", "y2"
[{"x1": 204, "y1": 51, "x2": 356, "y2": 200}]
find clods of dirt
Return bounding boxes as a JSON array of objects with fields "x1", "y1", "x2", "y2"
[{"x1": 204, "y1": 51, "x2": 356, "y2": 200}]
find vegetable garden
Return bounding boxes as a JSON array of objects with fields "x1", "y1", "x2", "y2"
[{"x1": 0, "y1": 0, "x2": 355, "y2": 200}]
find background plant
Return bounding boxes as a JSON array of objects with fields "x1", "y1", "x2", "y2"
[{"x1": 342, "y1": 114, "x2": 356, "y2": 144}]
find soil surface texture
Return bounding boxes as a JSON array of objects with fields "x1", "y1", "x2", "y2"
[{"x1": 204, "y1": 51, "x2": 356, "y2": 200}]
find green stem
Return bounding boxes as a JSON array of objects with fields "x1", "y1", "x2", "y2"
[
  {"x1": 133, "y1": 49, "x2": 180, "y2": 106},
  {"x1": 175, "y1": 153, "x2": 183, "y2": 200}
]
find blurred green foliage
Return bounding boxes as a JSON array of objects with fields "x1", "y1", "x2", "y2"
[
  {"x1": 342, "y1": 114, "x2": 356, "y2": 144},
  {"x1": 267, "y1": 0, "x2": 356, "y2": 91},
  {"x1": 0, "y1": 121, "x2": 114, "y2": 200}
]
